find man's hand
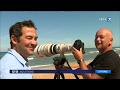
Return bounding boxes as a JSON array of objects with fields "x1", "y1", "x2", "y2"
[{"x1": 72, "y1": 47, "x2": 83, "y2": 61}]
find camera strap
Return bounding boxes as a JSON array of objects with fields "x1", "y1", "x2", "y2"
[{"x1": 66, "y1": 60, "x2": 79, "y2": 79}]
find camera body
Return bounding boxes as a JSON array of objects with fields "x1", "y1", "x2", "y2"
[{"x1": 73, "y1": 39, "x2": 85, "y2": 54}]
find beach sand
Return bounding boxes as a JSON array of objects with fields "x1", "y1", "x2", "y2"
[{"x1": 32, "y1": 61, "x2": 90, "y2": 79}]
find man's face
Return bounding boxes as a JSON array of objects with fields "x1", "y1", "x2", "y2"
[
  {"x1": 95, "y1": 30, "x2": 111, "y2": 52},
  {"x1": 16, "y1": 26, "x2": 38, "y2": 58}
]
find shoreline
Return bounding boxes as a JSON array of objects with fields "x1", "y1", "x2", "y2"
[{"x1": 32, "y1": 61, "x2": 91, "y2": 79}]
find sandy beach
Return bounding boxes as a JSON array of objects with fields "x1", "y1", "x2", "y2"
[{"x1": 32, "y1": 61, "x2": 90, "y2": 79}]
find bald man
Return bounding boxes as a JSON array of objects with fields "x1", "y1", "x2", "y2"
[
  {"x1": 71, "y1": 28, "x2": 120, "y2": 79},
  {"x1": 55, "y1": 28, "x2": 120, "y2": 79},
  {"x1": 95, "y1": 28, "x2": 113, "y2": 54}
]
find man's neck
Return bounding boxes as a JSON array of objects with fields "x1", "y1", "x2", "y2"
[{"x1": 99, "y1": 47, "x2": 112, "y2": 55}]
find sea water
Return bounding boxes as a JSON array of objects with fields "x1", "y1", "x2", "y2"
[{"x1": 0, "y1": 47, "x2": 120, "y2": 69}]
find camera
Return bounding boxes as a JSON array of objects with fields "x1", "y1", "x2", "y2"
[
  {"x1": 34, "y1": 39, "x2": 85, "y2": 58},
  {"x1": 34, "y1": 40, "x2": 85, "y2": 79},
  {"x1": 73, "y1": 39, "x2": 85, "y2": 54}
]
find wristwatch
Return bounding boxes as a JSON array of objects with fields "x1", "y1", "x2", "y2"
[{"x1": 77, "y1": 59, "x2": 84, "y2": 64}]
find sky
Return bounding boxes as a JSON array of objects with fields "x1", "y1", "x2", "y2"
[{"x1": 0, "y1": 11, "x2": 120, "y2": 52}]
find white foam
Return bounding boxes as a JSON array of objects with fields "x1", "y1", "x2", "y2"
[{"x1": 31, "y1": 64, "x2": 53, "y2": 68}]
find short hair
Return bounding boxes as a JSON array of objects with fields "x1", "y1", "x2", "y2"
[{"x1": 9, "y1": 20, "x2": 37, "y2": 48}]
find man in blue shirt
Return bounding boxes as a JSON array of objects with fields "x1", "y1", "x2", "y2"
[{"x1": 0, "y1": 20, "x2": 38, "y2": 79}]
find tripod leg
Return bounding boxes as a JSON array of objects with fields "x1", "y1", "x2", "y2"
[
  {"x1": 60, "y1": 73, "x2": 65, "y2": 79},
  {"x1": 54, "y1": 73, "x2": 60, "y2": 79}
]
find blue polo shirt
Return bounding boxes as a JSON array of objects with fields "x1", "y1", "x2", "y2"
[{"x1": 0, "y1": 49, "x2": 33, "y2": 79}]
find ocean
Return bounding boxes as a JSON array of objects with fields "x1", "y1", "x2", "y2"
[{"x1": 0, "y1": 47, "x2": 120, "y2": 69}]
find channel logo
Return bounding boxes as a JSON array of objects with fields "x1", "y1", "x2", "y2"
[
  {"x1": 10, "y1": 70, "x2": 18, "y2": 73},
  {"x1": 99, "y1": 17, "x2": 111, "y2": 23},
  {"x1": 107, "y1": 17, "x2": 111, "y2": 22}
]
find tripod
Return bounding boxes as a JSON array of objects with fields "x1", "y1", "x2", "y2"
[
  {"x1": 54, "y1": 70, "x2": 65, "y2": 79},
  {"x1": 53, "y1": 52, "x2": 79, "y2": 79}
]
